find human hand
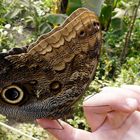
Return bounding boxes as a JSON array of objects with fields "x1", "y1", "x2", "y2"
[{"x1": 37, "y1": 85, "x2": 140, "y2": 140}]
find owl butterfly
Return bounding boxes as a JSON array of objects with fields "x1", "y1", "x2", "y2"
[{"x1": 0, "y1": 8, "x2": 101, "y2": 122}]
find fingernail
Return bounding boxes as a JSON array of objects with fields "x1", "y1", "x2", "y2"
[
  {"x1": 84, "y1": 93, "x2": 95, "y2": 101},
  {"x1": 125, "y1": 98, "x2": 138, "y2": 109}
]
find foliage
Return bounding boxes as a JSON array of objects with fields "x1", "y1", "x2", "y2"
[
  {"x1": 0, "y1": 0, "x2": 66, "y2": 52},
  {"x1": 0, "y1": 115, "x2": 49, "y2": 140},
  {"x1": 0, "y1": 0, "x2": 139, "y2": 139}
]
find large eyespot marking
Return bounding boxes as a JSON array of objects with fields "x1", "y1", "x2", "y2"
[{"x1": 1, "y1": 85, "x2": 24, "y2": 104}]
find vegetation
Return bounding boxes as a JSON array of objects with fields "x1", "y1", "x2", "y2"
[{"x1": 0, "y1": 0, "x2": 139, "y2": 139}]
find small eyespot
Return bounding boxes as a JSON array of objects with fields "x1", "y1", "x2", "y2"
[
  {"x1": 50, "y1": 81, "x2": 62, "y2": 92},
  {"x1": 93, "y1": 22, "x2": 96, "y2": 26},
  {"x1": 1, "y1": 85, "x2": 24, "y2": 104},
  {"x1": 79, "y1": 30, "x2": 86, "y2": 37},
  {"x1": 93, "y1": 22, "x2": 100, "y2": 29},
  {"x1": 96, "y1": 22, "x2": 100, "y2": 26}
]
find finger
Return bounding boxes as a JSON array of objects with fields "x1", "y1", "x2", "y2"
[
  {"x1": 84, "y1": 87, "x2": 140, "y2": 112},
  {"x1": 103, "y1": 111, "x2": 131, "y2": 130},
  {"x1": 121, "y1": 85, "x2": 140, "y2": 95},
  {"x1": 37, "y1": 119, "x2": 75, "y2": 140},
  {"x1": 83, "y1": 105, "x2": 107, "y2": 131},
  {"x1": 104, "y1": 111, "x2": 140, "y2": 138},
  {"x1": 84, "y1": 99, "x2": 137, "y2": 132},
  {"x1": 83, "y1": 87, "x2": 139, "y2": 131},
  {"x1": 36, "y1": 119, "x2": 93, "y2": 140},
  {"x1": 121, "y1": 85, "x2": 140, "y2": 111},
  {"x1": 120, "y1": 111, "x2": 140, "y2": 134}
]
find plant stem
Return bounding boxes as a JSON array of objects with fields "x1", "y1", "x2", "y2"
[
  {"x1": 120, "y1": 0, "x2": 140, "y2": 64},
  {"x1": 0, "y1": 122, "x2": 38, "y2": 140}
]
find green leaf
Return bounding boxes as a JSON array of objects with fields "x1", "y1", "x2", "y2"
[
  {"x1": 66, "y1": 0, "x2": 82, "y2": 15},
  {"x1": 111, "y1": 18, "x2": 126, "y2": 31},
  {"x1": 100, "y1": 5, "x2": 112, "y2": 29},
  {"x1": 39, "y1": 23, "x2": 52, "y2": 34},
  {"x1": 6, "y1": 8, "x2": 22, "y2": 19},
  {"x1": 46, "y1": 14, "x2": 67, "y2": 26}
]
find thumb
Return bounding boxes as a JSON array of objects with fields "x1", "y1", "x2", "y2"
[
  {"x1": 36, "y1": 119, "x2": 74, "y2": 140},
  {"x1": 37, "y1": 118, "x2": 95, "y2": 140}
]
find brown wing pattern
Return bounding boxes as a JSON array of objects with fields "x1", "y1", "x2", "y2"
[
  {"x1": 28, "y1": 8, "x2": 100, "y2": 71},
  {"x1": 27, "y1": 8, "x2": 89, "y2": 51},
  {"x1": 0, "y1": 8, "x2": 101, "y2": 121}
]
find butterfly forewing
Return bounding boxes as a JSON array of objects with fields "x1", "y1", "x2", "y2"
[{"x1": 0, "y1": 8, "x2": 102, "y2": 122}]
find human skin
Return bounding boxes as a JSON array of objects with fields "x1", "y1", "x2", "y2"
[{"x1": 37, "y1": 85, "x2": 140, "y2": 140}]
